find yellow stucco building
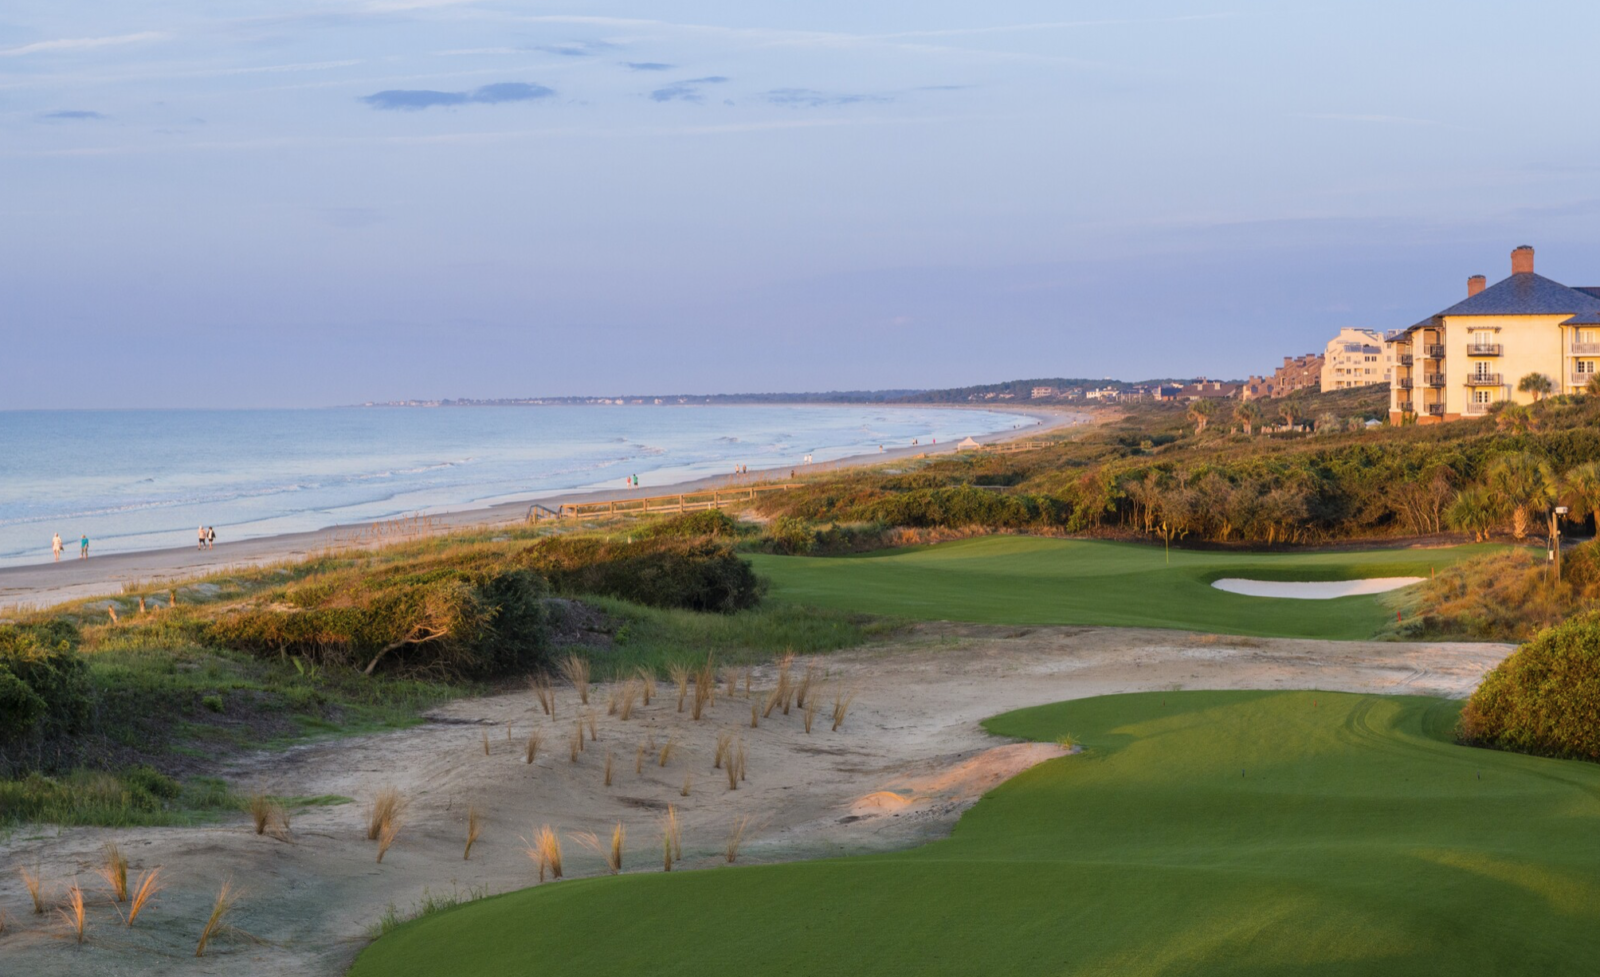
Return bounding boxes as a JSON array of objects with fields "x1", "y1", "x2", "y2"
[
  {"x1": 1321, "y1": 328, "x2": 1390, "y2": 391},
  {"x1": 1389, "y1": 246, "x2": 1600, "y2": 423}
]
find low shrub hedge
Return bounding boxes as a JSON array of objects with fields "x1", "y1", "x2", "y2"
[{"x1": 1458, "y1": 612, "x2": 1600, "y2": 761}]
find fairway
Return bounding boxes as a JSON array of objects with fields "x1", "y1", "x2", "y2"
[
  {"x1": 748, "y1": 537, "x2": 1496, "y2": 639},
  {"x1": 349, "y1": 690, "x2": 1600, "y2": 976}
]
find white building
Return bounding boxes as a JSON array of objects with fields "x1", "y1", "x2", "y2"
[{"x1": 1320, "y1": 328, "x2": 1390, "y2": 390}]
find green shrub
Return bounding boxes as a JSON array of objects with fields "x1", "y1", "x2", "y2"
[
  {"x1": 520, "y1": 536, "x2": 762, "y2": 614},
  {"x1": 1458, "y1": 613, "x2": 1600, "y2": 761},
  {"x1": 764, "y1": 516, "x2": 818, "y2": 555},
  {"x1": 0, "y1": 623, "x2": 91, "y2": 750},
  {"x1": 638, "y1": 509, "x2": 739, "y2": 539}
]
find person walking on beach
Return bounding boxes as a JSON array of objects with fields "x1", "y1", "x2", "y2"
[
  {"x1": 198, "y1": 526, "x2": 206, "y2": 550},
  {"x1": 79, "y1": 534, "x2": 89, "y2": 559},
  {"x1": 52, "y1": 533, "x2": 62, "y2": 562},
  {"x1": 206, "y1": 526, "x2": 216, "y2": 550}
]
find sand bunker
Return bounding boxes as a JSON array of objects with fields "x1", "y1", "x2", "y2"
[{"x1": 1211, "y1": 577, "x2": 1424, "y2": 599}]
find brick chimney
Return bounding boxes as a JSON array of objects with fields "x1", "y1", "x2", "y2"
[
  {"x1": 1467, "y1": 274, "x2": 1486, "y2": 296},
  {"x1": 1511, "y1": 245, "x2": 1534, "y2": 275}
]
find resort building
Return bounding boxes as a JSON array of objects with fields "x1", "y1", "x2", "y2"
[
  {"x1": 1389, "y1": 246, "x2": 1600, "y2": 423},
  {"x1": 1320, "y1": 328, "x2": 1390, "y2": 390},
  {"x1": 1241, "y1": 353, "x2": 1323, "y2": 400}
]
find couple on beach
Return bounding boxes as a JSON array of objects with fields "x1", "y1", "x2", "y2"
[
  {"x1": 51, "y1": 532, "x2": 88, "y2": 560},
  {"x1": 198, "y1": 526, "x2": 216, "y2": 550}
]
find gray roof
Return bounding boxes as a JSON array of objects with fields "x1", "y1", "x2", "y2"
[
  {"x1": 1562, "y1": 310, "x2": 1600, "y2": 326},
  {"x1": 1434, "y1": 272, "x2": 1600, "y2": 318},
  {"x1": 1575, "y1": 287, "x2": 1600, "y2": 300}
]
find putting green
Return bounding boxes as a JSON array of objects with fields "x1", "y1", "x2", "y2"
[
  {"x1": 349, "y1": 691, "x2": 1600, "y2": 977},
  {"x1": 748, "y1": 537, "x2": 1497, "y2": 639}
]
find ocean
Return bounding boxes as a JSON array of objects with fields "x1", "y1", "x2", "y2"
[{"x1": 0, "y1": 405, "x2": 1039, "y2": 566}]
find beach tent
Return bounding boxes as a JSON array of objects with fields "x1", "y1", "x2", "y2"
[{"x1": 957, "y1": 437, "x2": 982, "y2": 451}]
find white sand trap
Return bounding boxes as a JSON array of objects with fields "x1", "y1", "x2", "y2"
[{"x1": 1211, "y1": 577, "x2": 1424, "y2": 599}]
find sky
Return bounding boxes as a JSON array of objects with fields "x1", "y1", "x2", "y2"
[{"x1": 4, "y1": 1, "x2": 1600, "y2": 408}]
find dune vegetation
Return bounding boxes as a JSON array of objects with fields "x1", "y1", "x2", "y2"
[
  {"x1": 348, "y1": 689, "x2": 1600, "y2": 977},
  {"x1": 1458, "y1": 613, "x2": 1600, "y2": 760}
]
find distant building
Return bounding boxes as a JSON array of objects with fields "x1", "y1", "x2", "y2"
[
  {"x1": 1390, "y1": 245, "x2": 1600, "y2": 423},
  {"x1": 1030, "y1": 386, "x2": 1059, "y2": 399},
  {"x1": 1084, "y1": 387, "x2": 1119, "y2": 401},
  {"x1": 1157, "y1": 378, "x2": 1241, "y2": 402},
  {"x1": 1321, "y1": 329, "x2": 1389, "y2": 390}
]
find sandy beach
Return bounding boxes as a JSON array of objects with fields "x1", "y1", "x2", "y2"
[
  {"x1": 0, "y1": 406, "x2": 1087, "y2": 614},
  {"x1": 0, "y1": 623, "x2": 1509, "y2": 976}
]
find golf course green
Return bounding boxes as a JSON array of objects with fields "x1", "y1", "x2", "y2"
[
  {"x1": 349, "y1": 690, "x2": 1600, "y2": 977},
  {"x1": 748, "y1": 537, "x2": 1498, "y2": 639}
]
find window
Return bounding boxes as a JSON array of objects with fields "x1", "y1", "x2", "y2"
[
  {"x1": 1473, "y1": 389, "x2": 1493, "y2": 404},
  {"x1": 1473, "y1": 330, "x2": 1494, "y2": 346},
  {"x1": 1474, "y1": 362, "x2": 1493, "y2": 378},
  {"x1": 1579, "y1": 361, "x2": 1596, "y2": 375}
]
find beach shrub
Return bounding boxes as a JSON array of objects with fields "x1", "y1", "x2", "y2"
[
  {"x1": 638, "y1": 509, "x2": 740, "y2": 539},
  {"x1": 1458, "y1": 613, "x2": 1600, "y2": 761},
  {"x1": 207, "y1": 565, "x2": 549, "y2": 678},
  {"x1": 519, "y1": 536, "x2": 762, "y2": 614},
  {"x1": 0, "y1": 623, "x2": 92, "y2": 748},
  {"x1": 763, "y1": 516, "x2": 818, "y2": 555},
  {"x1": 858, "y1": 485, "x2": 1069, "y2": 530}
]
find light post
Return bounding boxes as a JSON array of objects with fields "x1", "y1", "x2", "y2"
[{"x1": 1551, "y1": 506, "x2": 1569, "y2": 581}]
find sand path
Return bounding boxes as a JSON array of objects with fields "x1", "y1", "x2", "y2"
[{"x1": 0, "y1": 625, "x2": 1509, "y2": 975}]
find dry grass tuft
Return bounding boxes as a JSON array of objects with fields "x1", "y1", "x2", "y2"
[
  {"x1": 725, "y1": 817, "x2": 750, "y2": 863},
  {"x1": 194, "y1": 880, "x2": 238, "y2": 957},
  {"x1": 724, "y1": 738, "x2": 741, "y2": 790},
  {"x1": 585, "y1": 708, "x2": 599, "y2": 742},
  {"x1": 530, "y1": 673, "x2": 556, "y2": 717},
  {"x1": 762, "y1": 686, "x2": 783, "y2": 719},
  {"x1": 725, "y1": 667, "x2": 737, "y2": 698},
  {"x1": 376, "y1": 816, "x2": 403, "y2": 863},
  {"x1": 691, "y1": 655, "x2": 716, "y2": 720},
  {"x1": 831, "y1": 688, "x2": 858, "y2": 732},
  {"x1": 506, "y1": 720, "x2": 515, "y2": 742},
  {"x1": 796, "y1": 662, "x2": 818, "y2": 709},
  {"x1": 367, "y1": 787, "x2": 405, "y2": 841},
  {"x1": 20, "y1": 865, "x2": 45, "y2": 914},
  {"x1": 669, "y1": 663, "x2": 690, "y2": 712},
  {"x1": 606, "y1": 689, "x2": 619, "y2": 716},
  {"x1": 570, "y1": 723, "x2": 582, "y2": 763},
  {"x1": 804, "y1": 693, "x2": 821, "y2": 734},
  {"x1": 97, "y1": 842, "x2": 129, "y2": 902},
  {"x1": 750, "y1": 702, "x2": 759, "y2": 728},
  {"x1": 482, "y1": 729, "x2": 491, "y2": 756},
  {"x1": 635, "y1": 744, "x2": 646, "y2": 775},
  {"x1": 525, "y1": 825, "x2": 563, "y2": 881},
  {"x1": 743, "y1": 667, "x2": 753, "y2": 698},
  {"x1": 464, "y1": 806, "x2": 484, "y2": 861},
  {"x1": 713, "y1": 730, "x2": 733, "y2": 769},
  {"x1": 666, "y1": 805, "x2": 682, "y2": 861},
  {"x1": 681, "y1": 771, "x2": 692, "y2": 796},
  {"x1": 60, "y1": 884, "x2": 87, "y2": 944},
  {"x1": 248, "y1": 793, "x2": 274, "y2": 834},
  {"x1": 737, "y1": 743, "x2": 748, "y2": 782},
  {"x1": 267, "y1": 801, "x2": 292, "y2": 843},
  {"x1": 603, "y1": 749, "x2": 616, "y2": 787},
  {"x1": 560, "y1": 654, "x2": 591, "y2": 704},
  {"x1": 637, "y1": 668, "x2": 656, "y2": 705},
  {"x1": 525, "y1": 730, "x2": 542, "y2": 763},
  {"x1": 573, "y1": 823, "x2": 625, "y2": 875},
  {"x1": 619, "y1": 679, "x2": 640, "y2": 720},
  {"x1": 124, "y1": 868, "x2": 164, "y2": 927},
  {"x1": 658, "y1": 736, "x2": 676, "y2": 767}
]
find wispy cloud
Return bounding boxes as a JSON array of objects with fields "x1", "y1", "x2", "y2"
[
  {"x1": 534, "y1": 41, "x2": 613, "y2": 57},
  {"x1": 37, "y1": 110, "x2": 107, "y2": 122},
  {"x1": 624, "y1": 61, "x2": 674, "y2": 71},
  {"x1": 765, "y1": 88, "x2": 890, "y2": 108},
  {"x1": 362, "y1": 81, "x2": 555, "y2": 110},
  {"x1": 1295, "y1": 112, "x2": 1459, "y2": 129},
  {"x1": 650, "y1": 76, "x2": 728, "y2": 103},
  {"x1": 0, "y1": 31, "x2": 168, "y2": 57},
  {"x1": 875, "y1": 13, "x2": 1239, "y2": 39}
]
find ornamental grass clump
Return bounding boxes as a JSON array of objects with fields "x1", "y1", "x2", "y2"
[
  {"x1": 366, "y1": 787, "x2": 405, "y2": 841},
  {"x1": 658, "y1": 736, "x2": 676, "y2": 767},
  {"x1": 619, "y1": 679, "x2": 640, "y2": 720},
  {"x1": 669, "y1": 663, "x2": 690, "y2": 712},
  {"x1": 20, "y1": 865, "x2": 45, "y2": 915},
  {"x1": 531, "y1": 673, "x2": 556, "y2": 717},
  {"x1": 560, "y1": 654, "x2": 591, "y2": 705},
  {"x1": 795, "y1": 663, "x2": 819, "y2": 709},
  {"x1": 692, "y1": 656, "x2": 716, "y2": 720},
  {"x1": 832, "y1": 689, "x2": 858, "y2": 732},
  {"x1": 247, "y1": 793, "x2": 274, "y2": 835},
  {"x1": 585, "y1": 709, "x2": 598, "y2": 742},
  {"x1": 194, "y1": 880, "x2": 239, "y2": 957},
  {"x1": 574, "y1": 824, "x2": 625, "y2": 875},
  {"x1": 713, "y1": 730, "x2": 734, "y2": 769},
  {"x1": 603, "y1": 750, "x2": 616, "y2": 787},
  {"x1": 124, "y1": 868, "x2": 164, "y2": 927},
  {"x1": 525, "y1": 826, "x2": 562, "y2": 881},
  {"x1": 60, "y1": 884, "x2": 87, "y2": 944},
  {"x1": 464, "y1": 806, "x2": 484, "y2": 860},
  {"x1": 725, "y1": 817, "x2": 750, "y2": 863},
  {"x1": 97, "y1": 842, "x2": 129, "y2": 902},
  {"x1": 637, "y1": 668, "x2": 656, "y2": 705},
  {"x1": 376, "y1": 817, "x2": 403, "y2": 863},
  {"x1": 525, "y1": 730, "x2": 542, "y2": 763},
  {"x1": 804, "y1": 693, "x2": 821, "y2": 734}
]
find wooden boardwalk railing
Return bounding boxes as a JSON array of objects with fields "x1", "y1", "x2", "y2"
[
  {"x1": 975, "y1": 440, "x2": 1055, "y2": 454},
  {"x1": 548, "y1": 484, "x2": 801, "y2": 520}
]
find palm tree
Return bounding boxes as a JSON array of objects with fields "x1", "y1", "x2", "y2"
[
  {"x1": 1446, "y1": 486, "x2": 1501, "y2": 542},
  {"x1": 1485, "y1": 451, "x2": 1557, "y2": 539},
  {"x1": 1517, "y1": 372, "x2": 1554, "y2": 401},
  {"x1": 1494, "y1": 402, "x2": 1538, "y2": 434},
  {"x1": 1279, "y1": 403, "x2": 1301, "y2": 432},
  {"x1": 1187, "y1": 399, "x2": 1215, "y2": 435},
  {"x1": 1315, "y1": 411, "x2": 1340, "y2": 434},
  {"x1": 1562, "y1": 461, "x2": 1600, "y2": 537},
  {"x1": 1233, "y1": 401, "x2": 1262, "y2": 435}
]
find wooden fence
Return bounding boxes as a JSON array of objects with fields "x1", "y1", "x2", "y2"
[{"x1": 539, "y1": 484, "x2": 801, "y2": 521}]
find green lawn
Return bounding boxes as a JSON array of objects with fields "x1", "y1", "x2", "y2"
[
  {"x1": 348, "y1": 691, "x2": 1600, "y2": 977},
  {"x1": 748, "y1": 537, "x2": 1498, "y2": 639}
]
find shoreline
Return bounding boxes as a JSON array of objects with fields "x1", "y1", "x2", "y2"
[{"x1": 0, "y1": 405, "x2": 1089, "y2": 612}]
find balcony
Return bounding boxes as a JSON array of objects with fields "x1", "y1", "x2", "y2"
[
  {"x1": 1395, "y1": 401, "x2": 1414, "y2": 413},
  {"x1": 1398, "y1": 354, "x2": 1415, "y2": 366},
  {"x1": 1425, "y1": 404, "x2": 1445, "y2": 416},
  {"x1": 1425, "y1": 374, "x2": 1446, "y2": 387},
  {"x1": 1424, "y1": 345, "x2": 1446, "y2": 358},
  {"x1": 1467, "y1": 343, "x2": 1503, "y2": 356},
  {"x1": 1464, "y1": 402, "x2": 1496, "y2": 416},
  {"x1": 1573, "y1": 342, "x2": 1600, "y2": 355},
  {"x1": 1464, "y1": 373, "x2": 1503, "y2": 386},
  {"x1": 1575, "y1": 373, "x2": 1597, "y2": 387},
  {"x1": 1397, "y1": 377, "x2": 1414, "y2": 389}
]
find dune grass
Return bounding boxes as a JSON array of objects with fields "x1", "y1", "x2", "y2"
[
  {"x1": 750, "y1": 536, "x2": 1500, "y2": 639},
  {"x1": 351, "y1": 689, "x2": 1600, "y2": 977}
]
